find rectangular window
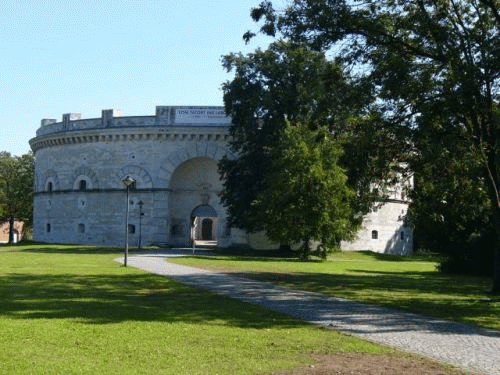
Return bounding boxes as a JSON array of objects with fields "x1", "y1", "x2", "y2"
[
  {"x1": 78, "y1": 223, "x2": 85, "y2": 233},
  {"x1": 46, "y1": 223, "x2": 51, "y2": 233},
  {"x1": 128, "y1": 224, "x2": 136, "y2": 234}
]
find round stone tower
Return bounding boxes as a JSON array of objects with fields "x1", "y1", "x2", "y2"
[{"x1": 29, "y1": 106, "x2": 244, "y2": 248}]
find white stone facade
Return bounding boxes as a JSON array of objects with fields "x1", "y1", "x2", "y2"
[{"x1": 29, "y1": 105, "x2": 412, "y2": 255}]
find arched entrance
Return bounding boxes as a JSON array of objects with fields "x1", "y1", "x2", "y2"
[
  {"x1": 191, "y1": 205, "x2": 218, "y2": 245},
  {"x1": 168, "y1": 157, "x2": 224, "y2": 246}
]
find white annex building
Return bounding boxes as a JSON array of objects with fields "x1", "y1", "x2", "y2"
[{"x1": 30, "y1": 106, "x2": 413, "y2": 255}]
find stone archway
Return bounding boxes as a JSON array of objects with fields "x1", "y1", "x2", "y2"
[{"x1": 168, "y1": 157, "x2": 223, "y2": 245}]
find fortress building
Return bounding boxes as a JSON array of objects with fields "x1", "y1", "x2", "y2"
[{"x1": 29, "y1": 106, "x2": 413, "y2": 255}]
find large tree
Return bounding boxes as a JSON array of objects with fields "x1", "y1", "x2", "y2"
[
  {"x1": 247, "y1": 0, "x2": 500, "y2": 293},
  {"x1": 219, "y1": 40, "x2": 400, "y2": 257},
  {"x1": 0, "y1": 152, "x2": 34, "y2": 243},
  {"x1": 409, "y1": 119, "x2": 494, "y2": 273},
  {"x1": 251, "y1": 122, "x2": 357, "y2": 259}
]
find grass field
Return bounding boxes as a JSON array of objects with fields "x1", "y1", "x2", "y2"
[
  {"x1": 170, "y1": 250, "x2": 500, "y2": 331},
  {"x1": 0, "y1": 243, "x2": 398, "y2": 375}
]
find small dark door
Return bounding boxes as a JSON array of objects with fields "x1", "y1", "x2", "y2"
[{"x1": 201, "y1": 219, "x2": 213, "y2": 240}]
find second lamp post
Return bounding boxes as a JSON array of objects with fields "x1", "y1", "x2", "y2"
[{"x1": 122, "y1": 176, "x2": 136, "y2": 267}]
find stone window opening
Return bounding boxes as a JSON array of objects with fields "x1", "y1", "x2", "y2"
[
  {"x1": 78, "y1": 223, "x2": 85, "y2": 233},
  {"x1": 47, "y1": 182, "x2": 53, "y2": 193},
  {"x1": 371, "y1": 230, "x2": 378, "y2": 239},
  {"x1": 128, "y1": 224, "x2": 136, "y2": 234},
  {"x1": 46, "y1": 223, "x2": 51, "y2": 233},
  {"x1": 79, "y1": 179, "x2": 87, "y2": 191},
  {"x1": 400, "y1": 231, "x2": 405, "y2": 240}
]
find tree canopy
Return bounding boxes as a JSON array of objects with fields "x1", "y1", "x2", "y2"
[
  {"x1": 220, "y1": 41, "x2": 357, "y2": 234},
  {"x1": 219, "y1": 40, "x2": 399, "y2": 258},
  {"x1": 251, "y1": 122, "x2": 357, "y2": 259},
  {"x1": 409, "y1": 120, "x2": 494, "y2": 273},
  {"x1": 247, "y1": 0, "x2": 500, "y2": 293}
]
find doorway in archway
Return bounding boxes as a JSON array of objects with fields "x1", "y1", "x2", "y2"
[
  {"x1": 201, "y1": 218, "x2": 213, "y2": 240},
  {"x1": 191, "y1": 205, "x2": 218, "y2": 245}
]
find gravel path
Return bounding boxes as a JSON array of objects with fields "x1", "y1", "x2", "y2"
[{"x1": 122, "y1": 251, "x2": 500, "y2": 375}]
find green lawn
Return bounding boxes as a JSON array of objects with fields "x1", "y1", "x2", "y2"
[
  {"x1": 170, "y1": 250, "x2": 500, "y2": 331},
  {"x1": 0, "y1": 243, "x2": 394, "y2": 375}
]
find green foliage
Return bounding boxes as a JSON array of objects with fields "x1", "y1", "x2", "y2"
[
  {"x1": 0, "y1": 152, "x2": 34, "y2": 240},
  {"x1": 247, "y1": 0, "x2": 500, "y2": 293},
  {"x1": 251, "y1": 123, "x2": 357, "y2": 258},
  {"x1": 219, "y1": 41, "x2": 358, "y2": 233},
  {"x1": 409, "y1": 120, "x2": 495, "y2": 275},
  {"x1": 219, "y1": 40, "x2": 397, "y2": 257}
]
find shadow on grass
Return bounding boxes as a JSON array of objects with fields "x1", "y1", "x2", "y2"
[
  {"x1": 353, "y1": 250, "x2": 443, "y2": 262},
  {"x1": 215, "y1": 268, "x2": 500, "y2": 331},
  {"x1": 208, "y1": 248, "x2": 441, "y2": 263},
  {"x1": 0, "y1": 272, "x2": 306, "y2": 329},
  {"x1": 6, "y1": 244, "x2": 123, "y2": 254},
  {"x1": 213, "y1": 247, "x2": 299, "y2": 259}
]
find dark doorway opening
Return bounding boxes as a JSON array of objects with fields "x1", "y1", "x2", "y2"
[{"x1": 201, "y1": 218, "x2": 213, "y2": 240}]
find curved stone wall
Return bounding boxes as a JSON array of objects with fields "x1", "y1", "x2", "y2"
[{"x1": 30, "y1": 106, "x2": 237, "y2": 247}]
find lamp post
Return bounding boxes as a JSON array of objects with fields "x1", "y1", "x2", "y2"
[
  {"x1": 122, "y1": 176, "x2": 136, "y2": 267},
  {"x1": 138, "y1": 200, "x2": 144, "y2": 249}
]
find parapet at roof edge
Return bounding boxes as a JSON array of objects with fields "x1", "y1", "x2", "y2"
[{"x1": 40, "y1": 106, "x2": 231, "y2": 127}]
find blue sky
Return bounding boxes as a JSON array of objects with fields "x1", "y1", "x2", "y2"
[{"x1": 0, "y1": 0, "x2": 276, "y2": 156}]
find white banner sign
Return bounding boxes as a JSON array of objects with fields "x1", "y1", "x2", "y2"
[{"x1": 175, "y1": 108, "x2": 230, "y2": 125}]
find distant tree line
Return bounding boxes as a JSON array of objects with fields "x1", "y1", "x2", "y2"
[{"x1": 0, "y1": 151, "x2": 34, "y2": 243}]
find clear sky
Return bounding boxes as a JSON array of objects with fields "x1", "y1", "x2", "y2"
[{"x1": 0, "y1": 0, "x2": 276, "y2": 156}]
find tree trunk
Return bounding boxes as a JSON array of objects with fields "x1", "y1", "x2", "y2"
[
  {"x1": 490, "y1": 207, "x2": 500, "y2": 294},
  {"x1": 8, "y1": 216, "x2": 14, "y2": 244},
  {"x1": 485, "y1": 152, "x2": 500, "y2": 294},
  {"x1": 300, "y1": 238, "x2": 311, "y2": 260},
  {"x1": 492, "y1": 241, "x2": 500, "y2": 295}
]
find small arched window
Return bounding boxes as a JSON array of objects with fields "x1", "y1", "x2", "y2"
[
  {"x1": 79, "y1": 179, "x2": 87, "y2": 191},
  {"x1": 371, "y1": 230, "x2": 378, "y2": 239}
]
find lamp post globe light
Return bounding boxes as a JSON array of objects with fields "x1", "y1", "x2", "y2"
[{"x1": 122, "y1": 176, "x2": 136, "y2": 267}]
